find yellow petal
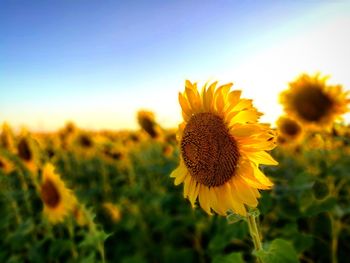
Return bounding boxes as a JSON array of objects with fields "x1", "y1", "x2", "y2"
[
  {"x1": 214, "y1": 184, "x2": 233, "y2": 215},
  {"x1": 230, "y1": 110, "x2": 261, "y2": 124},
  {"x1": 229, "y1": 187, "x2": 247, "y2": 216},
  {"x1": 185, "y1": 87, "x2": 202, "y2": 113},
  {"x1": 174, "y1": 171, "x2": 189, "y2": 186},
  {"x1": 236, "y1": 160, "x2": 270, "y2": 189},
  {"x1": 210, "y1": 187, "x2": 226, "y2": 216},
  {"x1": 240, "y1": 139, "x2": 276, "y2": 152},
  {"x1": 225, "y1": 90, "x2": 242, "y2": 112},
  {"x1": 182, "y1": 110, "x2": 190, "y2": 122},
  {"x1": 230, "y1": 124, "x2": 262, "y2": 137},
  {"x1": 209, "y1": 187, "x2": 225, "y2": 215},
  {"x1": 215, "y1": 87, "x2": 225, "y2": 114},
  {"x1": 232, "y1": 99, "x2": 253, "y2": 111},
  {"x1": 251, "y1": 187, "x2": 261, "y2": 198},
  {"x1": 221, "y1": 183, "x2": 247, "y2": 215},
  {"x1": 246, "y1": 151, "x2": 278, "y2": 165},
  {"x1": 201, "y1": 82, "x2": 208, "y2": 98},
  {"x1": 204, "y1": 82, "x2": 217, "y2": 111},
  {"x1": 178, "y1": 92, "x2": 192, "y2": 117},
  {"x1": 252, "y1": 164, "x2": 274, "y2": 187},
  {"x1": 214, "y1": 83, "x2": 233, "y2": 113},
  {"x1": 170, "y1": 163, "x2": 188, "y2": 186},
  {"x1": 231, "y1": 178, "x2": 258, "y2": 207},
  {"x1": 183, "y1": 175, "x2": 192, "y2": 197},
  {"x1": 199, "y1": 186, "x2": 212, "y2": 215},
  {"x1": 185, "y1": 80, "x2": 193, "y2": 89},
  {"x1": 170, "y1": 162, "x2": 185, "y2": 178},
  {"x1": 188, "y1": 179, "x2": 200, "y2": 207}
]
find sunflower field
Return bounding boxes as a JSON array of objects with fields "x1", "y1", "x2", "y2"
[{"x1": 1, "y1": 74, "x2": 350, "y2": 263}]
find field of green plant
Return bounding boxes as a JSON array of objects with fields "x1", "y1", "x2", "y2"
[{"x1": 1, "y1": 118, "x2": 350, "y2": 263}]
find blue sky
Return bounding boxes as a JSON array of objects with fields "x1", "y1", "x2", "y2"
[{"x1": 1, "y1": 1, "x2": 349, "y2": 131}]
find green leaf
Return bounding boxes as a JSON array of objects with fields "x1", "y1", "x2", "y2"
[
  {"x1": 293, "y1": 233, "x2": 313, "y2": 253},
  {"x1": 312, "y1": 180, "x2": 329, "y2": 200},
  {"x1": 255, "y1": 239, "x2": 299, "y2": 263},
  {"x1": 304, "y1": 197, "x2": 337, "y2": 216},
  {"x1": 212, "y1": 252, "x2": 244, "y2": 263},
  {"x1": 208, "y1": 221, "x2": 248, "y2": 255}
]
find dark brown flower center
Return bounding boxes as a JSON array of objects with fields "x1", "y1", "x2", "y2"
[
  {"x1": 0, "y1": 159, "x2": 4, "y2": 168},
  {"x1": 293, "y1": 86, "x2": 333, "y2": 122},
  {"x1": 138, "y1": 117, "x2": 158, "y2": 138},
  {"x1": 79, "y1": 134, "x2": 93, "y2": 148},
  {"x1": 18, "y1": 138, "x2": 32, "y2": 161},
  {"x1": 280, "y1": 119, "x2": 301, "y2": 137},
  {"x1": 41, "y1": 179, "x2": 61, "y2": 208},
  {"x1": 180, "y1": 113, "x2": 240, "y2": 187}
]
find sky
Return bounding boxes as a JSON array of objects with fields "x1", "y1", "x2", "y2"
[{"x1": 1, "y1": 1, "x2": 350, "y2": 131}]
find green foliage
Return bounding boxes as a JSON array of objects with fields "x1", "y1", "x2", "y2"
[
  {"x1": 1, "y1": 125, "x2": 350, "y2": 262},
  {"x1": 213, "y1": 252, "x2": 244, "y2": 263},
  {"x1": 255, "y1": 239, "x2": 299, "y2": 263}
]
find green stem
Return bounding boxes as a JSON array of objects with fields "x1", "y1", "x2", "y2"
[
  {"x1": 67, "y1": 219, "x2": 78, "y2": 260},
  {"x1": 247, "y1": 213, "x2": 263, "y2": 263},
  {"x1": 88, "y1": 218, "x2": 106, "y2": 263},
  {"x1": 17, "y1": 170, "x2": 32, "y2": 215},
  {"x1": 10, "y1": 199, "x2": 22, "y2": 225},
  {"x1": 329, "y1": 214, "x2": 339, "y2": 263}
]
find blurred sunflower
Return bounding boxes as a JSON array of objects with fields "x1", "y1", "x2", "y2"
[
  {"x1": 280, "y1": 73, "x2": 350, "y2": 130},
  {"x1": 137, "y1": 110, "x2": 160, "y2": 138},
  {"x1": 103, "y1": 202, "x2": 122, "y2": 223},
  {"x1": 77, "y1": 133, "x2": 94, "y2": 148},
  {"x1": 17, "y1": 136, "x2": 38, "y2": 174},
  {"x1": 40, "y1": 163, "x2": 76, "y2": 224},
  {"x1": 170, "y1": 80, "x2": 277, "y2": 216},
  {"x1": 0, "y1": 155, "x2": 14, "y2": 174},
  {"x1": 276, "y1": 116, "x2": 303, "y2": 144},
  {"x1": 0, "y1": 122, "x2": 15, "y2": 152},
  {"x1": 73, "y1": 204, "x2": 89, "y2": 226}
]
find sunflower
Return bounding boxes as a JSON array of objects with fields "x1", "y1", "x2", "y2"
[
  {"x1": 77, "y1": 133, "x2": 94, "y2": 148},
  {"x1": 276, "y1": 116, "x2": 303, "y2": 144},
  {"x1": 16, "y1": 135, "x2": 40, "y2": 174},
  {"x1": 170, "y1": 80, "x2": 278, "y2": 216},
  {"x1": 102, "y1": 202, "x2": 122, "y2": 223},
  {"x1": 0, "y1": 155, "x2": 14, "y2": 174},
  {"x1": 58, "y1": 122, "x2": 77, "y2": 150},
  {"x1": 40, "y1": 163, "x2": 76, "y2": 224},
  {"x1": 280, "y1": 73, "x2": 350, "y2": 130},
  {"x1": 1, "y1": 122, "x2": 15, "y2": 152},
  {"x1": 137, "y1": 110, "x2": 160, "y2": 138},
  {"x1": 73, "y1": 204, "x2": 89, "y2": 226}
]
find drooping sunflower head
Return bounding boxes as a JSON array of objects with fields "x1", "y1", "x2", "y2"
[
  {"x1": 58, "y1": 122, "x2": 77, "y2": 149},
  {"x1": 63, "y1": 121, "x2": 77, "y2": 135},
  {"x1": 17, "y1": 137, "x2": 33, "y2": 162},
  {"x1": 16, "y1": 134, "x2": 41, "y2": 174},
  {"x1": 77, "y1": 133, "x2": 94, "y2": 148},
  {"x1": 40, "y1": 163, "x2": 76, "y2": 224},
  {"x1": 1, "y1": 122, "x2": 15, "y2": 152},
  {"x1": 137, "y1": 110, "x2": 160, "y2": 138},
  {"x1": 171, "y1": 80, "x2": 278, "y2": 216},
  {"x1": 280, "y1": 73, "x2": 350, "y2": 129},
  {"x1": 276, "y1": 116, "x2": 303, "y2": 143}
]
